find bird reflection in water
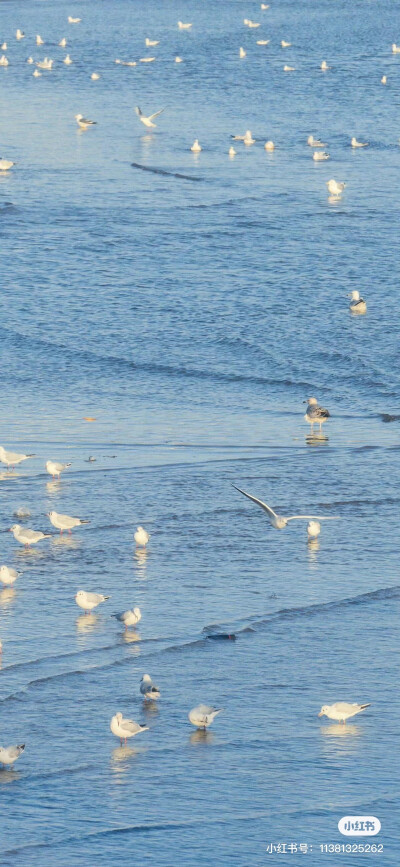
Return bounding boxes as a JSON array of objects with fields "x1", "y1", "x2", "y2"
[
  {"x1": 52, "y1": 535, "x2": 80, "y2": 550},
  {"x1": 134, "y1": 548, "x2": 148, "y2": 576},
  {"x1": 320, "y1": 724, "x2": 362, "y2": 757},
  {"x1": 142, "y1": 700, "x2": 159, "y2": 719},
  {"x1": 189, "y1": 730, "x2": 215, "y2": 746},
  {"x1": 46, "y1": 480, "x2": 61, "y2": 495},
  {"x1": 0, "y1": 587, "x2": 16, "y2": 608},
  {"x1": 111, "y1": 745, "x2": 141, "y2": 782},
  {"x1": 76, "y1": 613, "x2": 98, "y2": 633},
  {"x1": 0, "y1": 769, "x2": 19, "y2": 784},
  {"x1": 122, "y1": 630, "x2": 141, "y2": 645},
  {"x1": 306, "y1": 434, "x2": 329, "y2": 447},
  {"x1": 307, "y1": 537, "x2": 319, "y2": 564}
]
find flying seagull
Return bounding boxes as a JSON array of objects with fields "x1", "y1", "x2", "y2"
[
  {"x1": 233, "y1": 485, "x2": 339, "y2": 530},
  {"x1": 135, "y1": 106, "x2": 165, "y2": 128}
]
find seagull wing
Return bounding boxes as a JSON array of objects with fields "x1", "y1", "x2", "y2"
[
  {"x1": 148, "y1": 108, "x2": 165, "y2": 121},
  {"x1": 285, "y1": 515, "x2": 340, "y2": 522},
  {"x1": 232, "y1": 486, "x2": 279, "y2": 520},
  {"x1": 135, "y1": 106, "x2": 143, "y2": 117}
]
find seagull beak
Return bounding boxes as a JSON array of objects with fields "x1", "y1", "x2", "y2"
[{"x1": 318, "y1": 711, "x2": 323, "y2": 717}]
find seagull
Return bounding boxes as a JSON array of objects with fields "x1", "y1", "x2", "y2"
[
  {"x1": 46, "y1": 460, "x2": 71, "y2": 478},
  {"x1": 239, "y1": 47, "x2": 246, "y2": 58},
  {"x1": 59, "y1": 37, "x2": 67, "y2": 47},
  {"x1": 0, "y1": 55, "x2": 9, "y2": 66},
  {"x1": 0, "y1": 446, "x2": 34, "y2": 469},
  {"x1": 134, "y1": 526, "x2": 150, "y2": 547},
  {"x1": 0, "y1": 566, "x2": 21, "y2": 586},
  {"x1": 48, "y1": 510, "x2": 90, "y2": 534},
  {"x1": 145, "y1": 38, "x2": 159, "y2": 46},
  {"x1": 175, "y1": 56, "x2": 183, "y2": 63},
  {"x1": 75, "y1": 590, "x2": 110, "y2": 613},
  {"x1": 264, "y1": 140, "x2": 275, "y2": 151},
  {"x1": 233, "y1": 485, "x2": 339, "y2": 529},
  {"x1": 188, "y1": 705, "x2": 222, "y2": 730},
  {"x1": 115, "y1": 59, "x2": 137, "y2": 66},
  {"x1": 283, "y1": 65, "x2": 295, "y2": 71},
  {"x1": 318, "y1": 702, "x2": 371, "y2": 724},
  {"x1": 351, "y1": 136, "x2": 368, "y2": 147},
  {"x1": 381, "y1": 75, "x2": 387, "y2": 84},
  {"x1": 113, "y1": 606, "x2": 141, "y2": 629},
  {"x1": 244, "y1": 130, "x2": 255, "y2": 145},
  {"x1": 36, "y1": 58, "x2": 53, "y2": 70},
  {"x1": 257, "y1": 40, "x2": 270, "y2": 45},
  {"x1": 36, "y1": 35, "x2": 44, "y2": 45},
  {"x1": 75, "y1": 114, "x2": 96, "y2": 130},
  {"x1": 16, "y1": 30, "x2": 25, "y2": 40},
  {"x1": 326, "y1": 178, "x2": 345, "y2": 196},
  {"x1": 139, "y1": 57, "x2": 155, "y2": 63},
  {"x1": 281, "y1": 39, "x2": 291, "y2": 47},
  {"x1": 313, "y1": 151, "x2": 330, "y2": 161},
  {"x1": 140, "y1": 674, "x2": 161, "y2": 700},
  {"x1": 10, "y1": 524, "x2": 51, "y2": 548},
  {"x1": 13, "y1": 507, "x2": 31, "y2": 519},
  {"x1": 320, "y1": 60, "x2": 330, "y2": 70},
  {"x1": 110, "y1": 712, "x2": 148, "y2": 745},
  {"x1": 229, "y1": 146, "x2": 236, "y2": 156},
  {"x1": 307, "y1": 135, "x2": 326, "y2": 147},
  {"x1": 27, "y1": 57, "x2": 34, "y2": 64},
  {"x1": 261, "y1": 3, "x2": 270, "y2": 8},
  {"x1": 392, "y1": 43, "x2": 400, "y2": 53},
  {"x1": 0, "y1": 744, "x2": 25, "y2": 766},
  {"x1": 135, "y1": 106, "x2": 165, "y2": 128},
  {"x1": 348, "y1": 290, "x2": 367, "y2": 314},
  {"x1": 91, "y1": 73, "x2": 100, "y2": 80},
  {"x1": 33, "y1": 69, "x2": 41, "y2": 77},
  {"x1": 307, "y1": 520, "x2": 321, "y2": 539},
  {"x1": 246, "y1": 21, "x2": 261, "y2": 28},
  {"x1": 1, "y1": 43, "x2": 7, "y2": 50},
  {"x1": 191, "y1": 139, "x2": 202, "y2": 153},
  {"x1": 303, "y1": 397, "x2": 331, "y2": 433},
  {"x1": 63, "y1": 54, "x2": 73, "y2": 65},
  {"x1": 178, "y1": 21, "x2": 192, "y2": 29},
  {"x1": 68, "y1": 16, "x2": 81, "y2": 23}
]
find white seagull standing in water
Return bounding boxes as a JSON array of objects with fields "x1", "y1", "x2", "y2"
[
  {"x1": 46, "y1": 460, "x2": 71, "y2": 478},
  {"x1": 307, "y1": 135, "x2": 326, "y2": 147},
  {"x1": 48, "y1": 510, "x2": 90, "y2": 534},
  {"x1": 351, "y1": 136, "x2": 368, "y2": 147},
  {"x1": 68, "y1": 16, "x2": 81, "y2": 24},
  {"x1": 10, "y1": 524, "x2": 51, "y2": 548},
  {"x1": 113, "y1": 606, "x2": 141, "y2": 629},
  {"x1": 188, "y1": 705, "x2": 222, "y2": 730},
  {"x1": 177, "y1": 21, "x2": 192, "y2": 29},
  {"x1": 307, "y1": 520, "x2": 321, "y2": 539},
  {"x1": 233, "y1": 486, "x2": 339, "y2": 530},
  {"x1": 0, "y1": 744, "x2": 25, "y2": 766},
  {"x1": 0, "y1": 565, "x2": 21, "y2": 586},
  {"x1": 191, "y1": 139, "x2": 202, "y2": 152},
  {"x1": 75, "y1": 114, "x2": 96, "y2": 130},
  {"x1": 135, "y1": 106, "x2": 165, "y2": 128},
  {"x1": 313, "y1": 151, "x2": 330, "y2": 161},
  {"x1": 75, "y1": 590, "x2": 110, "y2": 613},
  {"x1": 303, "y1": 397, "x2": 330, "y2": 433},
  {"x1": 110, "y1": 713, "x2": 148, "y2": 745},
  {"x1": 326, "y1": 179, "x2": 345, "y2": 196},
  {"x1": 0, "y1": 445, "x2": 34, "y2": 469},
  {"x1": 140, "y1": 674, "x2": 161, "y2": 700},
  {"x1": 318, "y1": 702, "x2": 370, "y2": 724},
  {"x1": 320, "y1": 60, "x2": 330, "y2": 70},
  {"x1": 0, "y1": 158, "x2": 15, "y2": 171},
  {"x1": 16, "y1": 30, "x2": 25, "y2": 40},
  {"x1": 348, "y1": 290, "x2": 367, "y2": 314},
  {"x1": 134, "y1": 526, "x2": 150, "y2": 547}
]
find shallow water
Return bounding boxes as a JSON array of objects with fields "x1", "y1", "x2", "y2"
[{"x1": 0, "y1": 0, "x2": 399, "y2": 864}]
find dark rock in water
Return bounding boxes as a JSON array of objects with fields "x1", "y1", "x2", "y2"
[
  {"x1": 206, "y1": 633, "x2": 236, "y2": 641},
  {"x1": 381, "y1": 414, "x2": 400, "y2": 423}
]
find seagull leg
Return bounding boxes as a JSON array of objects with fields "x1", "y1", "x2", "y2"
[{"x1": 60, "y1": 530, "x2": 63, "y2": 535}]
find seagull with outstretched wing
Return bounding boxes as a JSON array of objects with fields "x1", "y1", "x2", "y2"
[
  {"x1": 135, "y1": 106, "x2": 165, "y2": 128},
  {"x1": 233, "y1": 485, "x2": 339, "y2": 530}
]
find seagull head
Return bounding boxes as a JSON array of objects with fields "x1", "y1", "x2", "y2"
[
  {"x1": 348, "y1": 290, "x2": 360, "y2": 300},
  {"x1": 318, "y1": 706, "x2": 328, "y2": 717},
  {"x1": 303, "y1": 397, "x2": 318, "y2": 406}
]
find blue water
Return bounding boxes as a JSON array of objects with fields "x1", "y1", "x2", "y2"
[{"x1": 0, "y1": 0, "x2": 399, "y2": 864}]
